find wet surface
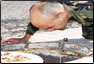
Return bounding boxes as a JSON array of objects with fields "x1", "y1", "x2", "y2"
[
  {"x1": 1, "y1": 43, "x2": 90, "y2": 63},
  {"x1": 33, "y1": 54, "x2": 78, "y2": 63}
]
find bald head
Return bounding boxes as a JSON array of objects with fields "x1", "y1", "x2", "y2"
[
  {"x1": 29, "y1": 3, "x2": 53, "y2": 29},
  {"x1": 30, "y1": 2, "x2": 64, "y2": 28},
  {"x1": 38, "y1": 2, "x2": 64, "y2": 17},
  {"x1": 29, "y1": 1, "x2": 72, "y2": 31}
]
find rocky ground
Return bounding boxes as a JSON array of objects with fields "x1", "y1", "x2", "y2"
[{"x1": 1, "y1": 1, "x2": 39, "y2": 38}]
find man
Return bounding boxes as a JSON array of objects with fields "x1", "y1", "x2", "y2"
[{"x1": 1, "y1": 1, "x2": 93, "y2": 55}]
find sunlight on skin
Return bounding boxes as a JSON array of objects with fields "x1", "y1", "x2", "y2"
[{"x1": 30, "y1": 3, "x2": 72, "y2": 32}]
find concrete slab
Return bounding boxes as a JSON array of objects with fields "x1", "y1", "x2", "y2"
[{"x1": 28, "y1": 27, "x2": 93, "y2": 63}]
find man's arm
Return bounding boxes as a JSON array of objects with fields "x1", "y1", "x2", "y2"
[
  {"x1": 1, "y1": 32, "x2": 32, "y2": 44},
  {"x1": 1, "y1": 23, "x2": 39, "y2": 44}
]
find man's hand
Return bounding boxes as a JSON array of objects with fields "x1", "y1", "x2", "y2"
[
  {"x1": 1, "y1": 39, "x2": 7, "y2": 44},
  {"x1": 1, "y1": 33, "x2": 32, "y2": 44},
  {"x1": 1, "y1": 38, "x2": 26, "y2": 44}
]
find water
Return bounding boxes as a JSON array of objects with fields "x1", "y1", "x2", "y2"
[
  {"x1": 59, "y1": 42, "x2": 65, "y2": 63},
  {"x1": 59, "y1": 38, "x2": 68, "y2": 63}
]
